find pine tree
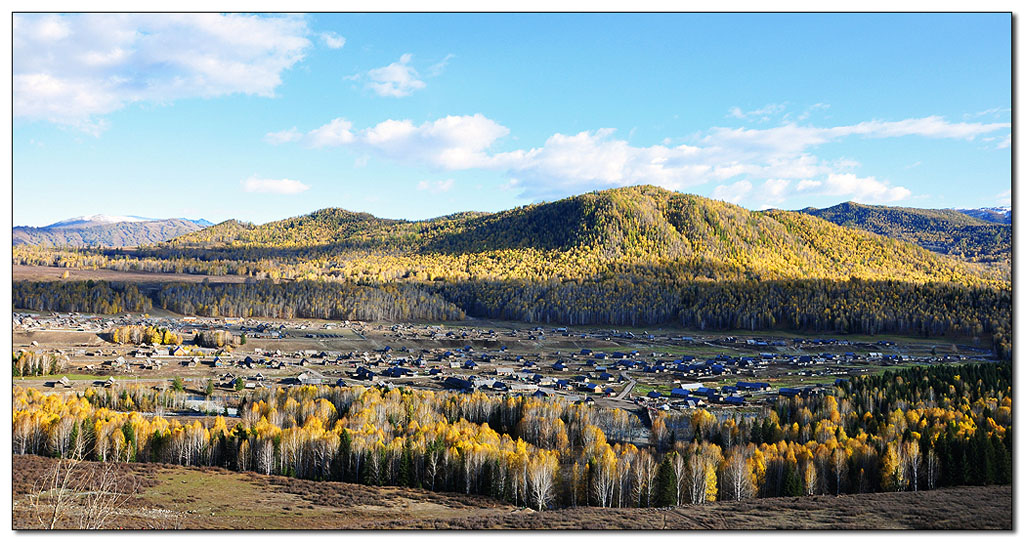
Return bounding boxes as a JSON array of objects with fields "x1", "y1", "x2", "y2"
[{"x1": 654, "y1": 455, "x2": 678, "y2": 506}]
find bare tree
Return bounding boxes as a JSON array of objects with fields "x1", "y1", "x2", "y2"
[
  {"x1": 526, "y1": 453, "x2": 557, "y2": 511},
  {"x1": 426, "y1": 449, "x2": 440, "y2": 490},
  {"x1": 670, "y1": 451, "x2": 687, "y2": 506},
  {"x1": 630, "y1": 450, "x2": 657, "y2": 507},
  {"x1": 832, "y1": 447, "x2": 848, "y2": 496},
  {"x1": 28, "y1": 454, "x2": 137, "y2": 530},
  {"x1": 925, "y1": 448, "x2": 939, "y2": 490},
  {"x1": 904, "y1": 440, "x2": 922, "y2": 491},
  {"x1": 687, "y1": 452, "x2": 712, "y2": 504},
  {"x1": 77, "y1": 461, "x2": 138, "y2": 529},
  {"x1": 721, "y1": 448, "x2": 754, "y2": 501}
]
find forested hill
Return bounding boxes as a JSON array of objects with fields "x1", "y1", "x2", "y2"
[
  {"x1": 151, "y1": 185, "x2": 996, "y2": 286},
  {"x1": 799, "y1": 202, "x2": 1011, "y2": 264},
  {"x1": 13, "y1": 218, "x2": 207, "y2": 248},
  {"x1": 13, "y1": 186, "x2": 1011, "y2": 353},
  {"x1": 168, "y1": 219, "x2": 256, "y2": 247}
]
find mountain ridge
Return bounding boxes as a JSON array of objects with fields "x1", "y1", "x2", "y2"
[
  {"x1": 156, "y1": 185, "x2": 999, "y2": 286},
  {"x1": 13, "y1": 217, "x2": 212, "y2": 247},
  {"x1": 799, "y1": 201, "x2": 1010, "y2": 264}
]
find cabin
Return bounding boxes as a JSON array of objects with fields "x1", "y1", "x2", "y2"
[
  {"x1": 353, "y1": 367, "x2": 377, "y2": 381},
  {"x1": 670, "y1": 388, "x2": 690, "y2": 398},
  {"x1": 297, "y1": 372, "x2": 323, "y2": 386},
  {"x1": 473, "y1": 378, "x2": 496, "y2": 389},
  {"x1": 381, "y1": 367, "x2": 414, "y2": 378},
  {"x1": 444, "y1": 376, "x2": 473, "y2": 390},
  {"x1": 495, "y1": 367, "x2": 515, "y2": 377}
]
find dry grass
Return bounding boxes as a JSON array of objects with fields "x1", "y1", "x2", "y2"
[
  {"x1": 12, "y1": 455, "x2": 1010, "y2": 530},
  {"x1": 14, "y1": 265, "x2": 249, "y2": 284}
]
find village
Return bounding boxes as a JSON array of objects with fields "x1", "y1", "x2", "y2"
[{"x1": 12, "y1": 310, "x2": 989, "y2": 422}]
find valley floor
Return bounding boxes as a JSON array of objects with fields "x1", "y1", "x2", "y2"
[{"x1": 12, "y1": 455, "x2": 1011, "y2": 530}]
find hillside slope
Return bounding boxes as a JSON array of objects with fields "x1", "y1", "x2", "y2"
[
  {"x1": 800, "y1": 201, "x2": 1010, "y2": 263},
  {"x1": 167, "y1": 219, "x2": 257, "y2": 247},
  {"x1": 158, "y1": 185, "x2": 996, "y2": 285}
]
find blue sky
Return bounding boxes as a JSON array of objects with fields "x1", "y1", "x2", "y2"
[{"x1": 13, "y1": 13, "x2": 1011, "y2": 226}]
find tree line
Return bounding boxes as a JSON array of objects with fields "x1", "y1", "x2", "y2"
[
  {"x1": 13, "y1": 280, "x2": 152, "y2": 314},
  {"x1": 13, "y1": 277, "x2": 1011, "y2": 359},
  {"x1": 13, "y1": 362, "x2": 1010, "y2": 510}
]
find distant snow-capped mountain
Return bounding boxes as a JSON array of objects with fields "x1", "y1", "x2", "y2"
[
  {"x1": 46, "y1": 214, "x2": 156, "y2": 228},
  {"x1": 955, "y1": 206, "x2": 1012, "y2": 224}
]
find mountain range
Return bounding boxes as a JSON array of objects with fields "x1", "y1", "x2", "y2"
[
  {"x1": 955, "y1": 206, "x2": 1011, "y2": 225},
  {"x1": 17, "y1": 190, "x2": 1011, "y2": 280},
  {"x1": 12, "y1": 186, "x2": 1009, "y2": 352},
  {"x1": 13, "y1": 216, "x2": 212, "y2": 247},
  {"x1": 157, "y1": 185, "x2": 1002, "y2": 286},
  {"x1": 799, "y1": 202, "x2": 1010, "y2": 264}
]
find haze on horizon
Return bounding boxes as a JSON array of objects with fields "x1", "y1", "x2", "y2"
[{"x1": 13, "y1": 13, "x2": 1011, "y2": 227}]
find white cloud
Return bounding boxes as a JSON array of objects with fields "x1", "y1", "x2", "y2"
[
  {"x1": 307, "y1": 118, "x2": 355, "y2": 148},
  {"x1": 274, "y1": 114, "x2": 508, "y2": 169},
  {"x1": 363, "y1": 53, "x2": 426, "y2": 97},
  {"x1": 264, "y1": 127, "x2": 303, "y2": 145},
  {"x1": 759, "y1": 179, "x2": 791, "y2": 208},
  {"x1": 794, "y1": 173, "x2": 911, "y2": 204},
  {"x1": 320, "y1": 31, "x2": 345, "y2": 49},
  {"x1": 797, "y1": 102, "x2": 830, "y2": 121},
  {"x1": 996, "y1": 189, "x2": 1011, "y2": 206},
  {"x1": 417, "y1": 179, "x2": 455, "y2": 193},
  {"x1": 964, "y1": 107, "x2": 1009, "y2": 119},
  {"x1": 796, "y1": 179, "x2": 822, "y2": 191},
  {"x1": 241, "y1": 176, "x2": 310, "y2": 194},
  {"x1": 703, "y1": 116, "x2": 1009, "y2": 158},
  {"x1": 14, "y1": 13, "x2": 311, "y2": 132},
  {"x1": 833, "y1": 116, "x2": 1010, "y2": 140},
  {"x1": 272, "y1": 113, "x2": 1002, "y2": 205},
  {"x1": 728, "y1": 103, "x2": 786, "y2": 122},
  {"x1": 428, "y1": 54, "x2": 455, "y2": 77},
  {"x1": 711, "y1": 180, "x2": 753, "y2": 204}
]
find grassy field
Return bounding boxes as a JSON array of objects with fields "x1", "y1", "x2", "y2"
[
  {"x1": 13, "y1": 265, "x2": 249, "y2": 285},
  {"x1": 11, "y1": 455, "x2": 1010, "y2": 530},
  {"x1": 15, "y1": 373, "x2": 103, "y2": 381}
]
